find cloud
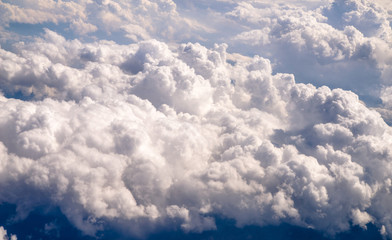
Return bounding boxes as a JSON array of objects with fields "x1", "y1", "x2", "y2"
[
  {"x1": 0, "y1": 0, "x2": 207, "y2": 43},
  {"x1": 226, "y1": 0, "x2": 392, "y2": 107},
  {"x1": 323, "y1": 0, "x2": 392, "y2": 40},
  {"x1": 1, "y1": 0, "x2": 392, "y2": 239},
  {"x1": 0, "y1": 30, "x2": 392, "y2": 239},
  {"x1": 0, "y1": 0, "x2": 86, "y2": 25},
  {"x1": 2, "y1": 0, "x2": 390, "y2": 102},
  {"x1": 0, "y1": 226, "x2": 16, "y2": 240}
]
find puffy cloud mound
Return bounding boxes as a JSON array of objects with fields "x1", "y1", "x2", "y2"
[
  {"x1": 227, "y1": 0, "x2": 392, "y2": 107},
  {"x1": 1, "y1": 30, "x2": 392, "y2": 239},
  {"x1": 0, "y1": 227, "x2": 16, "y2": 240},
  {"x1": 2, "y1": 0, "x2": 392, "y2": 110}
]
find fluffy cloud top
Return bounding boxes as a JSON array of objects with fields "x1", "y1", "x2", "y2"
[
  {"x1": 227, "y1": 0, "x2": 392, "y2": 105},
  {"x1": 1, "y1": 0, "x2": 392, "y2": 239},
  {"x1": 2, "y1": 0, "x2": 391, "y2": 98},
  {"x1": 1, "y1": 30, "x2": 392, "y2": 238}
]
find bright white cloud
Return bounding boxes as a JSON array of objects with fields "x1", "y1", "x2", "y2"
[
  {"x1": 227, "y1": 0, "x2": 392, "y2": 104},
  {"x1": 1, "y1": 0, "x2": 392, "y2": 239},
  {"x1": 1, "y1": 31, "x2": 392, "y2": 238}
]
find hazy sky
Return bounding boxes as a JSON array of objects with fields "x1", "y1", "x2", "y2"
[{"x1": 1, "y1": 0, "x2": 392, "y2": 239}]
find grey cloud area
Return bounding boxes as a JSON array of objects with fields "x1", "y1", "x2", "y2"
[{"x1": 1, "y1": 31, "x2": 392, "y2": 238}]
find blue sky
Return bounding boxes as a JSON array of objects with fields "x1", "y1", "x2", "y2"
[{"x1": 1, "y1": 0, "x2": 392, "y2": 239}]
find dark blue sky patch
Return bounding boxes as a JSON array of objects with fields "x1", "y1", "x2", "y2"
[
  {"x1": 2, "y1": 89, "x2": 35, "y2": 101},
  {"x1": 0, "y1": 203, "x2": 93, "y2": 240},
  {"x1": 0, "y1": 203, "x2": 384, "y2": 240},
  {"x1": 147, "y1": 218, "x2": 384, "y2": 240}
]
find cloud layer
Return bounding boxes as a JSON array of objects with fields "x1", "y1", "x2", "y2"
[
  {"x1": 1, "y1": 0, "x2": 392, "y2": 239},
  {"x1": 0, "y1": 30, "x2": 392, "y2": 238},
  {"x1": 0, "y1": 0, "x2": 208, "y2": 43},
  {"x1": 2, "y1": 0, "x2": 391, "y2": 106}
]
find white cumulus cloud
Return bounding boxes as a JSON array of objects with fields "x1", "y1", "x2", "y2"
[
  {"x1": 1, "y1": 0, "x2": 392, "y2": 239},
  {"x1": 0, "y1": 31, "x2": 392, "y2": 239}
]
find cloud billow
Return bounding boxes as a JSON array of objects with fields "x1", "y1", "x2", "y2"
[
  {"x1": 0, "y1": 30, "x2": 392, "y2": 239},
  {"x1": 1, "y1": 0, "x2": 392, "y2": 239},
  {"x1": 227, "y1": 0, "x2": 392, "y2": 102}
]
